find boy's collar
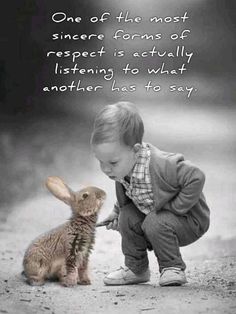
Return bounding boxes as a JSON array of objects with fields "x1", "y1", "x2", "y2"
[
  {"x1": 124, "y1": 176, "x2": 131, "y2": 183},
  {"x1": 120, "y1": 142, "x2": 150, "y2": 183}
]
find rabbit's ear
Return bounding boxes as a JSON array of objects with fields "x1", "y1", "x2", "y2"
[{"x1": 45, "y1": 176, "x2": 73, "y2": 205}]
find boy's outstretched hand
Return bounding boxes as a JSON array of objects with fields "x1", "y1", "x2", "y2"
[{"x1": 96, "y1": 211, "x2": 119, "y2": 230}]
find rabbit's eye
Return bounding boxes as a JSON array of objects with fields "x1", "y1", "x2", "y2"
[{"x1": 82, "y1": 192, "x2": 89, "y2": 200}]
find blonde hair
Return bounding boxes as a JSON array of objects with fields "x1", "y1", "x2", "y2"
[{"x1": 91, "y1": 102, "x2": 144, "y2": 147}]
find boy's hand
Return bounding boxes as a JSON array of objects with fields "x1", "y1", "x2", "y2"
[{"x1": 96, "y1": 211, "x2": 119, "y2": 230}]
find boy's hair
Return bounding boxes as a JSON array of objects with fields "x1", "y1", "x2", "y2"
[{"x1": 91, "y1": 102, "x2": 144, "y2": 147}]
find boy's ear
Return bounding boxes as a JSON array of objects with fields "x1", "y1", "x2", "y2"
[{"x1": 133, "y1": 143, "x2": 141, "y2": 153}]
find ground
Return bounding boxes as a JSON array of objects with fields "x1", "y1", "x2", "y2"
[{"x1": 0, "y1": 194, "x2": 236, "y2": 314}]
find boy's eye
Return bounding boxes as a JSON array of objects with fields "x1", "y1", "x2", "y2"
[{"x1": 110, "y1": 161, "x2": 118, "y2": 165}]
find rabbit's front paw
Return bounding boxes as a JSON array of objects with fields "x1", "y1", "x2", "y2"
[
  {"x1": 61, "y1": 274, "x2": 78, "y2": 287},
  {"x1": 78, "y1": 278, "x2": 91, "y2": 285},
  {"x1": 27, "y1": 278, "x2": 45, "y2": 286}
]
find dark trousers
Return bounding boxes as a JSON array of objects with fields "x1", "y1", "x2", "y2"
[{"x1": 119, "y1": 202, "x2": 205, "y2": 273}]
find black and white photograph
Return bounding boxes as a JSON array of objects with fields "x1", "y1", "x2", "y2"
[{"x1": 0, "y1": 0, "x2": 235, "y2": 313}]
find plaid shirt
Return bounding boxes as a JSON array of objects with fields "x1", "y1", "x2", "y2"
[{"x1": 118, "y1": 143, "x2": 154, "y2": 215}]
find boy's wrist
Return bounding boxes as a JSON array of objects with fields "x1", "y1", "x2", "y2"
[{"x1": 113, "y1": 201, "x2": 120, "y2": 215}]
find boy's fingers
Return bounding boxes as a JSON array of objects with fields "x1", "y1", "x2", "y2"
[
  {"x1": 96, "y1": 217, "x2": 119, "y2": 229},
  {"x1": 96, "y1": 212, "x2": 119, "y2": 228},
  {"x1": 106, "y1": 221, "x2": 114, "y2": 230},
  {"x1": 96, "y1": 221, "x2": 109, "y2": 227},
  {"x1": 107, "y1": 218, "x2": 118, "y2": 230}
]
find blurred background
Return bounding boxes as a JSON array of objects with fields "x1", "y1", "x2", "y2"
[{"x1": 0, "y1": 0, "x2": 235, "y2": 248}]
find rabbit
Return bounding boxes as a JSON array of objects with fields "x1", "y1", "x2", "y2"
[{"x1": 23, "y1": 176, "x2": 106, "y2": 287}]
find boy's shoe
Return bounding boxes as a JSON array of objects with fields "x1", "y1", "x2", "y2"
[
  {"x1": 103, "y1": 266, "x2": 150, "y2": 285},
  {"x1": 159, "y1": 267, "x2": 187, "y2": 286}
]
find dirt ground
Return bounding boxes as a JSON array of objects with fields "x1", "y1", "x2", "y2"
[{"x1": 0, "y1": 194, "x2": 236, "y2": 314}]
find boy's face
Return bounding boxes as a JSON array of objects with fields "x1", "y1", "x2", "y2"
[{"x1": 92, "y1": 141, "x2": 139, "y2": 181}]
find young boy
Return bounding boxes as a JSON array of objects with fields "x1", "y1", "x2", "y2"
[{"x1": 91, "y1": 101, "x2": 210, "y2": 286}]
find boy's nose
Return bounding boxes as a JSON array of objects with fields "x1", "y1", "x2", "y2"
[{"x1": 101, "y1": 164, "x2": 112, "y2": 175}]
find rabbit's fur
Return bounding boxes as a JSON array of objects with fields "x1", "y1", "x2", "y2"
[{"x1": 23, "y1": 176, "x2": 106, "y2": 287}]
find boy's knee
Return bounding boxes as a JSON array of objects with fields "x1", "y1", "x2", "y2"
[{"x1": 142, "y1": 210, "x2": 172, "y2": 238}]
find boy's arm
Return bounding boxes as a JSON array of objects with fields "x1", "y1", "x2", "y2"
[{"x1": 164, "y1": 160, "x2": 205, "y2": 215}]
